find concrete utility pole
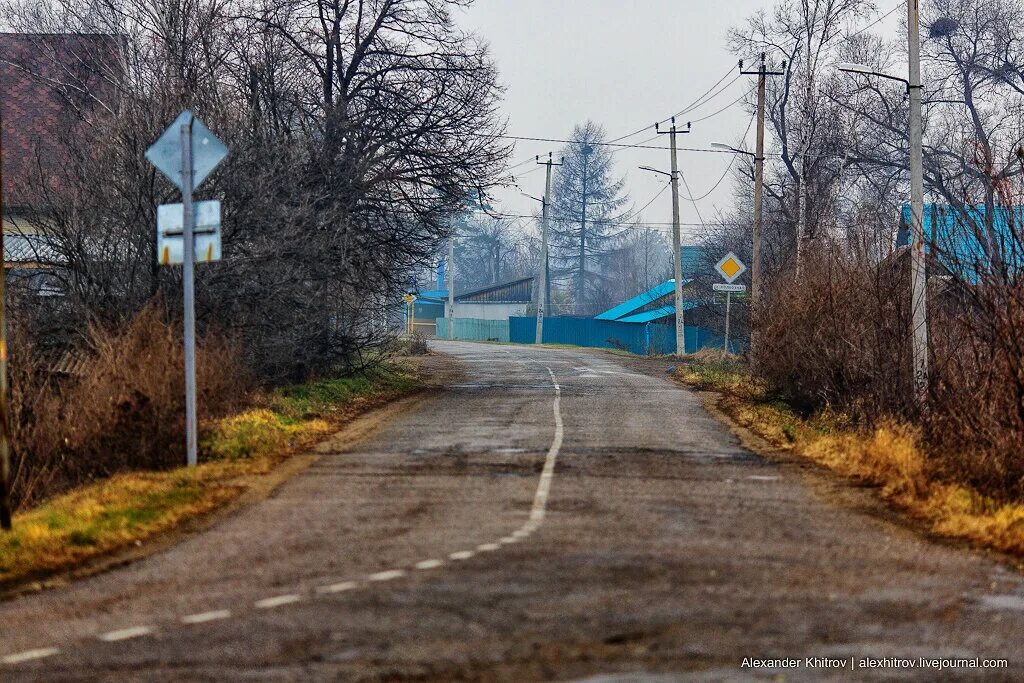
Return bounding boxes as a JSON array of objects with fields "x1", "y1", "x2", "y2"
[
  {"x1": 0, "y1": 97, "x2": 11, "y2": 530},
  {"x1": 447, "y1": 234, "x2": 455, "y2": 341},
  {"x1": 739, "y1": 54, "x2": 786, "y2": 352},
  {"x1": 907, "y1": 0, "x2": 929, "y2": 401},
  {"x1": 536, "y1": 153, "x2": 562, "y2": 345},
  {"x1": 656, "y1": 118, "x2": 691, "y2": 357}
]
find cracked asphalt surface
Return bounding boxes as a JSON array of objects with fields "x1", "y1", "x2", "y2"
[{"x1": 1, "y1": 341, "x2": 1023, "y2": 681}]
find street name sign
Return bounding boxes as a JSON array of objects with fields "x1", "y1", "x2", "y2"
[
  {"x1": 713, "y1": 283, "x2": 747, "y2": 293},
  {"x1": 715, "y1": 252, "x2": 747, "y2": 284},
  {"x1": 157, "y1": 201, "x2": 222, "y2": 265}
]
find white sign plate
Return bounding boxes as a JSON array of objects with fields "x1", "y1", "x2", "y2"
[
  {"x1": 157, "y1": 201, "x2": 222, "y2": 265},
  {"x1": 715, "y1": 252, "x2": 747, "y2": 284},
  {"x1": 713, "y1": 283, "x2": 747, "y2": 293},
  {"x1": 145, "y1": 111, "x2": 228, "y2": 192}
]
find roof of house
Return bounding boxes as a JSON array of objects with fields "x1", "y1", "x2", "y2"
[
  {"x1": 4, "y1": 233, "x2": 62, "y2": 264},
  {"x1": 0, "y1": 33, "x2": 120, "y2": 207}
]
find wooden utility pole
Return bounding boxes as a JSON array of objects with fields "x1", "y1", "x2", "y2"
[
  {"x1": 535, "y1": 153, "x2": 562, "y2": 345},
  {"x1": 656, "y1": 118, "x2": 691, "y2": 357}
]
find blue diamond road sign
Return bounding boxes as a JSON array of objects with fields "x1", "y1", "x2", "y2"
[{"x1": 145, "y1": 111, "x2": 228, "y2": 192}]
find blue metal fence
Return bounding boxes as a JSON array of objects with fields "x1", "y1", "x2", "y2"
[{"x1": 509, "y1": 316, "x2": 741, "y2": 355}]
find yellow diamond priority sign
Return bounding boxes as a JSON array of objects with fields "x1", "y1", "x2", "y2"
[{"x1": 715, "y1": 252, "x2": 747, "y2": 284}]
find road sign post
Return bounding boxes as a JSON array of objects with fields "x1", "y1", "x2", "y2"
[
  {"x1": 714, "y1": 253, "x2": 747, "y2": 356},
  {"x1": 146, "y1": 111, "x2": 228, "y2": 468}
]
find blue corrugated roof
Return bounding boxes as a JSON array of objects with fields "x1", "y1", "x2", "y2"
[{"x1": 594, "y1": 279, "x2": 693, "y2": 321}]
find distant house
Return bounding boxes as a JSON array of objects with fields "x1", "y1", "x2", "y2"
[{"x1": 0, "y1": 33, "x2": 120, "y2": 291}]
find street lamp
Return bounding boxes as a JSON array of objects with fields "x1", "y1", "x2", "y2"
[
  {"x1": 710, "y1": 142, "x2": 755, "y2": 158},
  {"x1": 834, "y1": 5, "x2": 944, "y2": 403},
  {"x1": 837, "y1": 62, "x2": 910, "y2": 89}
]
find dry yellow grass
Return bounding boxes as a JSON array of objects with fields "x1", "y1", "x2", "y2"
[
  {"x1": 0, "y1": 364, "x2": 419, "y2": 588},
  {"x1": 676, "y1": 357, "x2": 1024, "y2": 558}
]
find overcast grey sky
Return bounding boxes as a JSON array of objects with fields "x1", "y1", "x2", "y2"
[{"x1": 456, "y1": 0, "x2": 900, "y2": 243}]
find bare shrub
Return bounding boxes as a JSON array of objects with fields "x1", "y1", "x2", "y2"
[
  {"x1": 753, "y1": 252, "x2": 913, "y2": 420},
  {"x1": 8, "y1": 303, "x2": 249, "y2": 509}
]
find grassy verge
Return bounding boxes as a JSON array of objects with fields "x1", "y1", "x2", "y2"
[
  {"x1": 0, "y1": 363, "x2": 420, "y2": 588},
  {"x1": 675, "y1": 350, "x2": 1024, "y2": 557}
]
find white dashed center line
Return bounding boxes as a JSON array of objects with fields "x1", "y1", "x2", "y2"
[
  {"x1": 368, "y1": 569, "x2": 407, "y2": 582},
  {"x1": 317, "y1": 580, "x2": 358, "y2": 594},
  {"x1": 181, "y1": 610, "x2": 231, "y2": 624},
  {"x1": 415, "y1": 559, "x2": 444, "y2": 570},
  {"x1": 254, "y1": 594, "x2": 301, "y2": 609},
  {"x1": 99, "y1": 626, "x2": 154, "y2": 642},
  {"x1": 449, "y1": 550, "x2": 475, "y2": 560},
  {"x1": 2, "y1": 647, "x2": 60, "y2": 664}
]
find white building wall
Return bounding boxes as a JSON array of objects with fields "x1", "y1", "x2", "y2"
[{"x1": 453, "y1": 302, "x2": 529, "y2": 321}]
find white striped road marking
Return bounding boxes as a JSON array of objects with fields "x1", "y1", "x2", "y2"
[
  {"x1": 499, "y1": 535, "x2": 518, "y2": 544},
  {"x1": 415, "y1": 559, "x2": 443, "y2": 570},
  {"x1": 99, "y1": 626, "x2": 154, "y2": 642},
  {"x1": 476, "y1": 543, "x2": 500, "y2": 552},
  {"x1": 254, "y1": 594, "x2": 301, "y2": 609},
  {"x1": 748, "y1": 475, "x2": 781, "y2": 481},
  {"x1": 317, "y1": 580, "x2": 358, "y2": 594},
  {"x1": 368, "y1": 569, "x2": 406, "y2": 582},
  {"x1": 2, "y1": 647, "x2": 59, "y2": 664},
  {"x1": 449, "y1": 550, "x2": 475, "y2": 560},
  {"x1": 181, "y1": 610, "x2": 231, "y2": 624}
]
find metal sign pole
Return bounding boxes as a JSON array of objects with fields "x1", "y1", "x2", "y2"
[
  {"x1": 180, "y1": 118, "x2": 198, "y2": 468},
  {"x1": 724, "y1": 292, "x2": 732, "y2": 354}
]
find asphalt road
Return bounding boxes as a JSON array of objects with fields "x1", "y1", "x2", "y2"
[{"x1": 1, "y1": 341, "x2": 1023, "y2": 681}]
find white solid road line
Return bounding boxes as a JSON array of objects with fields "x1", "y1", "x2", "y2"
[
  {"x1": 99, "y1": 626, "x2": 154, "y2": 642},
  {"x1": 181, "y1": 610, "x2": 231, "y2": 624},
  {"x1": 528, "y1": 368, "x2": 564, "y2": 526},
  {"x1": 254, "y1": 594, "x2": 301, "y2": 609},
  {"x1": 415, "y1": 559, "x2": 444, "y2": 569},
  {"x1": 368, "y1": 569, "x2": 407, "y2": 582},
  {"x1": 2, "y1": 647, "x2": 60, "y2": 664}
]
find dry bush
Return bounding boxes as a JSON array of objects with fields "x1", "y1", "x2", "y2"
[
  {"x1": 8, "y1": 303, "x2": 249, "y2": 509},
  {"x1": 928, "y1": 285, "x2": 1024, "y2": 500},
  {"x1": 753, "y1": 251, "x2": 913, "y2": 420}
]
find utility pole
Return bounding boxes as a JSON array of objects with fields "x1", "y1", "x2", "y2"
[
  {"x1": 907, "y1": 0, "x2": 929, "y2": 400},
  {"x1": 740, "y1": 54, "x2": 786, "y2": 352},
  {"x1": 447, "y1": 234, "x2": 455, "y2": 341},
  {"x1": 656, "y1": 117, "x2": 691, "y2": 357},
  {"x1": 180, "y1": 117, "x2": 198, "y2": 468},
  {"x1": 0, "y1": 96, "x2": 11, "y2": 530},
  {"x1": 536, "y1": 153, "x2": 562, "y2": 345}
]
